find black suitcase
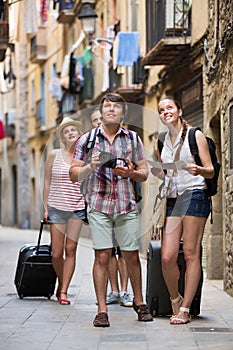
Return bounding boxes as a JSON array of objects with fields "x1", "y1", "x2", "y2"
[
  {"x1": 14, "y1": 220, "x2": 57, "y2": 299},
  {"x1": 146, "y1": 240, "x2": 203, "y2": 317}
]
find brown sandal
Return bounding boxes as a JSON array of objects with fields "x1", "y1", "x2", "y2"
[
  {"x1": 133, "y1": 299, "x2": 153, "y2": 322},
  {"x1": 93, "y1": 312, "x2": 110, "y2": 327}
]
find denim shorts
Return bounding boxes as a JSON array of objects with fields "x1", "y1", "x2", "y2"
[
  {"x1": 166, "y1": 189, "x2": 211, "y2": 218},
  {"x1": 48, "y1": 206, "x2": 86, "y2": 224}
]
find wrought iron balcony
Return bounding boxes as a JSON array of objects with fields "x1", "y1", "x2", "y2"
[{"x1": 143, "y1": 0, "x2": 191, "y2": 66}]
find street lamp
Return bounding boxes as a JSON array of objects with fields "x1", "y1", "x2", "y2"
[{"x1": 77, "y1": 3, "x2": 98, "y2": 36}]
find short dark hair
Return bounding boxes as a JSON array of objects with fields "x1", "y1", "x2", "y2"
[{"x1": 99, "y1": 93, "x2": 127, "y2": 116}]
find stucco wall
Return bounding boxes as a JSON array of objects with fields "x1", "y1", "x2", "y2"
[{"x1": 203, "y1": 0, "x2": 233, "y2": 293}]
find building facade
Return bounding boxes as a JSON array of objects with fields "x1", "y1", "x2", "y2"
[{"x1": 141, "y1": 0, "x2": 232, "y2": 296}]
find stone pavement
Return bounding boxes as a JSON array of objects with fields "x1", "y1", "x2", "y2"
[{"x1": 0, "y1": 224, "x2": 233, "y2": 350}]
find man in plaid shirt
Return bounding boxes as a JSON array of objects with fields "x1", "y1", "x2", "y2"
[{"x1": 70, "y1": 93, "x2": 153, "y2": 327}]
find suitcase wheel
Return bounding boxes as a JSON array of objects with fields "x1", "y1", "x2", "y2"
[{"x1": 150, "y1": 297, "x2": 158, "y2": 317}]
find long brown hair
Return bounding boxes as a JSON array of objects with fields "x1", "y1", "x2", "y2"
[{"x1": 159, "y1": 96, "x2": 189, "y2": 144}]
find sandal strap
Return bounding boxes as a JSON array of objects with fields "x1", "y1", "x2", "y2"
[
  {"x1": 180, "y1": 306, "x2": 190, "y2": 313},
  {"x1": 93, "y1": 312, "x2": 110, "y2": 327},
  {"x1": 170, "y1": 292, "x2": 183, "y2": 305},
  {"x1": 136, "y1": 304, "x2": 153, "y2": 322}
]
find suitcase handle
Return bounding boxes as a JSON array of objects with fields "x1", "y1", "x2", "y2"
[{"x1": 36, "y1": 219, "x2": 50, "y2": 254}]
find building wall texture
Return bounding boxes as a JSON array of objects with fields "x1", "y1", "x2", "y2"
[{"x1": 204, "y1": 0, "x2": 233, "y2": 295}]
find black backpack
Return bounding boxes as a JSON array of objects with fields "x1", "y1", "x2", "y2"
[{"x1": 188, "y1": 127, "x2": 221, "y2": 197}]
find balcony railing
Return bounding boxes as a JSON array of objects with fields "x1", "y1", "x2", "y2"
[
  {"x1": 165, "y1": 0, "x2": 191, "y2": 37},
  {"x1": 143, "y1": 0, "x2": 191, "y2": 66}
]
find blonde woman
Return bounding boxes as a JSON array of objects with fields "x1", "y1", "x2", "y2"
[{"x1": 43, "y1": 116, "x2": 85, "y2": 305}]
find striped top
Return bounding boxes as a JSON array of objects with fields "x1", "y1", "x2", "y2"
[
  {"x1": 48, "y1": 149, "x2": 85, "y2": 211},
  {"x1": 73, "y1": 126, "x2": 145, "y2": 215}
]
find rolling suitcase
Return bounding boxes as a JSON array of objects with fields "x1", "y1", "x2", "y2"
[
  {"x1": 146, "y1": 240, "x2": 203, "y2": 317},
  {"x1": 14, "y1": 220, "x2": 57, "y2": 299}
]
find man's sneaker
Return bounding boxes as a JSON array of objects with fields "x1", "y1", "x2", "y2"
[
  {"x1": 106, "y1": 292, "x2": 120, "y2": 304},
  {"x1": 120, "y1": 293, "x2": 133, "y2": 307}
]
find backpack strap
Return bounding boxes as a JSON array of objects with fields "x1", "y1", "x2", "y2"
[
  {"x1": 157, "y1": 131, "x2": 167, "y2": 156},
  {"x1": 188, "y1": 127, "x2": 214, "y2": 223},
  {"x1": 128, "y1": 130, "x2": 138, "y2": 163},
  {"x1": 86, "y1": 127, "x2": 98, "y2": 152},
  {"x1": 188, "y1": 127, "x2": 202, "y2": 165},
  {"x1": 128, "y1": 130, "x2": 142, "y2": 202},
  {"x1": 80, "y1": 127, "x2": 98, "y2": 198}
]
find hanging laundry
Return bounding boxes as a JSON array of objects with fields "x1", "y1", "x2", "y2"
[
  {"x1": 24, "y1": 0, "x2": 38, "y2": 34},
  {"x1": 63, "y1": 0, "x2": 74, "y2": 10},
  {"x1": 82, "y1": 46, "x2": 93, "y2": 65},
  {"x1": 40, "y1": 0, "x2": 48, "y2": 23},
  {"x1": 0, "y1": 120, "x2": 5, "y2": 139},
  {"x1": 79, "y1": 66, "x2": 94, "y2": 103},
  {"x1": 115, "y1": 32, "x2": 140, "y2": 67},
  {"x1": 0, "y1": 95, "x2": 5, "y2": 140},
  {"x1": 68, "y1": 53, "x2": 84, "y2": 94},
  {"x1": 61, "y1": 55, "x2": 70, "y2": 77},
  {"x1": 53, "y1": 0, "x2": 59, "y2": 10},
  {"x1": 0, "y1": 62, "x2": 7, "y2": 94},
  {"x1": 48, "y1": 74, "x2": 63, "y2": 101},
  {"x1": 62, "y1": 93, "x2": 77, "y2": 114},
  {"x1": 0, "y1": 0, "x2": 4, "y2": 17}
]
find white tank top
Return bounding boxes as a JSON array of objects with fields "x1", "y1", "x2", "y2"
[{"x1": 161, "y1": 127, "x2": 206, "y2": 197}]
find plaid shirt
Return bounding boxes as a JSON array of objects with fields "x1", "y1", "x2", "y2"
[{"x1": 73, "y1": 125, "x2": 145, "y2": 215}]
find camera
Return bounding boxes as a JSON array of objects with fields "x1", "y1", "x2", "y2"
[
  {"x1": 99, "y1": 151, "x2": 128, "y2": 168},
  {"x1": 99, "y1": 151, "x2": 117, "y2": 168}
]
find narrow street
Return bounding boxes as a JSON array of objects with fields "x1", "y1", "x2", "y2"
[{"x1": 0, "y1": 225, "x2": 233, "y2": 350}]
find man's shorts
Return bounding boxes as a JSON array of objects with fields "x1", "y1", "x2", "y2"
[{"x1": 87, "y1": 207, "x2": 139, "y2": 251}]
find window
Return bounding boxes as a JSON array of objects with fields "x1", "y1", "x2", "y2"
[
  {"x1": 146, "y1": 0, "x2": 191, "y2": 52},
  {"x1": 146, "y1": 0, "x2": 161, "y2": 51},
  {"x1": 31, "y1": 80, "x2": 35, "y2": 109},
  {"x1": 40, "y1": 72, "x2": 45, "y2": 124},
  {"x1": 131, "y1": 0, "x2": 138, "y2": 31},
  {"x1": 166, "y1": 0, "x2": 192, "y2": 33},
  {"x1": 52, "y1": 63, "x2": 57, "y2": 78}
]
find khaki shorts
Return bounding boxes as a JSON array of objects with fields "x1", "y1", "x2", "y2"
[{"x1": 87, "y1": 207, "x2": 139, "y2": 251}]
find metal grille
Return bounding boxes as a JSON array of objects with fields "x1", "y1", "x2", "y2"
[{"x1": 230, "y1": 105, "x2": 233, "y2": 169}]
